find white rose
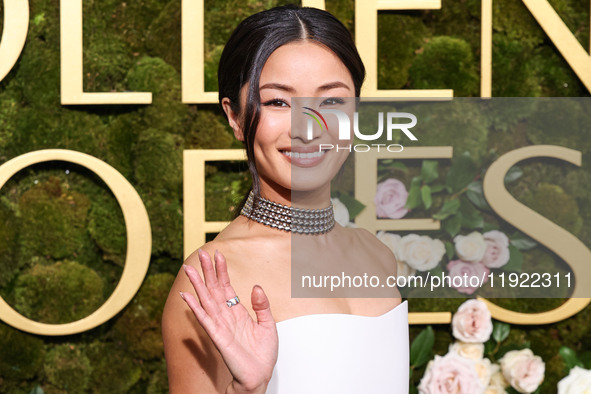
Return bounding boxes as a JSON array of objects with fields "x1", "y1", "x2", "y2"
[
  {"x1": 489, "y1": 370, "x2": 509, "y2": 388},
  {"x1": 484, "y1": 385, "x2": 507, "y2": 394},
  {"x1": 454, "y1": 231, "x2": 487, "y2": 262},
  {"x1": 399, "y1": 234, "x2": 445, "y2": 272},
  {"x1": 473, "y1": 358, "x2": 495, "y2": 386},
  {"x1": 419, "y1": 353, "x2": 485, "y2": 394},
  {"x1": 331, "y1": 198, "x2": 350, "y2": 227},
  {"x1": 500, "y1": 349, "x2": 545, "y2": 393},
  {"x1": 452, "y1": 299, "x2": 493, "y2": 343},
  {"x1": 376, "y1": 231, "x2": 402, "y2": 259},
  {"x1": 448, "y1": 342, "x2": 485, "y2": 361},
  {"x1": 558, "y1": 366, "x2": 591, "y2": 394},
  {"x1": 480, "y1": 230, "x2": 510, "y2": 269},
  {"x1": 377, "y1": 231, "x2": 417, "y2": 278}
]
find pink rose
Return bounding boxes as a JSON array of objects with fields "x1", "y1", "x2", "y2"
[
  {"x1": 500, "y1": 349, "x2": 545, "y2": 393},
  {"x1": 451, "y1": 299, "x2": 493, "y2": 343},
  {"x1": 419, "y1": 353, "x2": 485, "y2": 394},
  {"x1": 447, "y1": 260, "x2": 490, "y2": 295},
  {"x1": 374, "y1": 178, "x2": 408, "y2": 219},
  {"x1": 479, "y1": 230, "x2": 510, "y2": 269}
]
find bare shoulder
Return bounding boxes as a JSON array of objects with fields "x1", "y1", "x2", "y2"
[
  {"x1": 161, "y1": 239, "x2": 236, "y2": 393},
  {"x1": 349, "y1": 226, "x2": 395, "y2": 259},
  {"x1": 162, "y1": 219, "x2": 288, "y2": 392}
]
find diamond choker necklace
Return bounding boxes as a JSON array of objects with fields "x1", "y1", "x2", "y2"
[{"x1": 240, "y1": 191, "x2": 335, "y2": 234}]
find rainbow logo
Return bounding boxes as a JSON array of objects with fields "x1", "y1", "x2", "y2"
[{"x1": 302, "y1": 106, "x2": 328, "y2": 131}]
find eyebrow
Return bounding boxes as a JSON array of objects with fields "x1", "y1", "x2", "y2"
[{"x1": 259, "y1": 81, "x2": 352, "y2": 93}]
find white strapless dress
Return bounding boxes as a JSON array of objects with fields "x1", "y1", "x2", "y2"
[{"x1": 266, "y1": 301, "x2": 409, "y2": 394}]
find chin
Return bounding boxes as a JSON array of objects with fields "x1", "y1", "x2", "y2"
[{"x1": 290, "y1": 172, "x2": 333, "y2": 193}]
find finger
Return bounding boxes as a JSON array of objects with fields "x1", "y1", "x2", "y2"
[
  {"x1": 183, "y1": 264, "x2": 220, "y2": 317},
  {"x1": 214, "y1": 250, "x2": 238, "y2": 300},
  {"x1": 251, "y1": 285, "x2": 275, "y2": 326},
  {"x1": 199, "y1": 249, "x2": 219, "y2": 288},
  {"x1": 199, "y1": 249, "x2": 226, "y2": 304},
  {"x1": 180, "y1": 291, "x2": 216, "y2": 333}
]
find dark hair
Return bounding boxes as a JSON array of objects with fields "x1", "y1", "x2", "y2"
[{"x1": 218, "y1": 5, "x2": 365, "y2": 211}]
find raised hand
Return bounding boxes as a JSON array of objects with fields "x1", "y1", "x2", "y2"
[{"x1": 180, "y1": 249, "x2": 278, "y2": 393}]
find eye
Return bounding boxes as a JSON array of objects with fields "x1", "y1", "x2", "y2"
[
  {"x1": 321, "y1": 97, "x2": 345, "y2": 106},
  {"x1": 262, "y1": 98, "x2": 290, "y2": 107}
]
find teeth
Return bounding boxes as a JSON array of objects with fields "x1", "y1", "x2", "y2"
[{"x1": 282, "y1": 151, "x2": 326, "y2": 159}]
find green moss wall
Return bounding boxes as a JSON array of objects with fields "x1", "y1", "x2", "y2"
[{"x1": 0, "y1": 0, "x2": 589, "y2": 392}]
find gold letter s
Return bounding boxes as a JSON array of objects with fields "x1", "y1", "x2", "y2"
[{"x1": 482, "y1": 145, "x2": 591, "y2": 324}]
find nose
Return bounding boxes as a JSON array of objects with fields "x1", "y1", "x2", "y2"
[{"x1": 291, "y1": 104, "x2": 323, "y2": 142}]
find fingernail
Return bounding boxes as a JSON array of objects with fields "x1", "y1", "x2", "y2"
[
  {"x1": 179, "y1": 291, "x2": 185, "y2": 300},
  {"x1": 214, "y1": 249, "x2": 219, "y2": 257},
  {"x1": 183, "y1": 264, "x2": 189, "y2": 272}
]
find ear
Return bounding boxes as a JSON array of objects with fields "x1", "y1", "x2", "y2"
[{"x1": 221, "y1": 97, "x2": 244, "y2": 141}]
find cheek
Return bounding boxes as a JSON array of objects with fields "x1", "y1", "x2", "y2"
[{"x1": 255, "y1": 110, "x2": 290, "y2": 145}]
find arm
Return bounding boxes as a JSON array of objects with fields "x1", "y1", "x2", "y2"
[
  {"x1": 162, "y1": 248, "x2": 277, "y2": 393},
  {"x1": 162, "y1": 250, "x2": 233, "y2": 393}
]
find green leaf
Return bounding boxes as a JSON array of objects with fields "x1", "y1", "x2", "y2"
[
  {"x1": 337, "y1": 193, "x2": 366, "y2": 220},
  {"x1": 429, "y1": 266, "x2": 444, "y2": 277},
  {"x1": 559, "y1": 346, "x2": 584, "y2": 371},
  {"x1": 443, "y1": 212, "x2": 462, "y2": 237},
  {"x1": 421, "y1": 185, "x2": 433, "y2": 209},
  {"x1": 409, "y1": 385, "x2": 418, "y2": 394},
  {"x1": 445, "y1": 152, "x2": 476, "y2": 193},
  {"x1": 492, "y1": 321, "x2": 511, "y2": 343},
  {"x1": 509, "y1": 232, "x2": 538, "y2": 251},
  {"x1": 430, "y1": 184, "x2": 446, "y2": 193},
  {"x1": 466, "y1": 181, "x2": 491, "y2": 211},
  {"x1": 579, "y1": 351, "x2": 591, "y2": 369},
  {"x1": 410, "y1": 326, "x2": 435, "y2": 368},
  {"x1": 503, "y1": 245, "x2": 523, "y2": 272},
  {"x1": 459, "y1": 196, "x2": 484, "y2": 229},
  {"x1": 506, "y1": 387, "x2": 521, "y2": 394},
  {"x1": 504, "y1": 166, "x2": 523, "y2": 183},
  {"x1": 445, "y1": 241, "x2": 455, "y2": 259},
  {"x1": 510, "y1": 238, "x2": 537, "y2": 251},
  {"x1": 461, "y1": 212, "x2": 483, "y2": 229},
  {"x1": 405, "y1": 177, "x2": 423, "y2": 210},
  {"x1": 433, "y1": 198, "x2": 460, "y2": 220},
  {"x1": 484, "y1": 338, "x2": 496, "y2": 355},
  {"x1": 421, "y1": 160, "x2": 439, "y2": 184},
  {"x1": 391, "y1": 161, "x2": 408, "y2": 171}
]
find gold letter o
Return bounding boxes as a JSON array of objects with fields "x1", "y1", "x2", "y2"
[{"x1": 0, "y1": 149, "x2": 152, "y2": 335}]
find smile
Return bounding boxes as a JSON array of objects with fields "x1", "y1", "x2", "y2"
[
  {"x1": 280, "y1": 151, "x2": 326, "y2": 159},
  {"x1": 280, "y1": 148, "x2": 329, "y2": 168}
]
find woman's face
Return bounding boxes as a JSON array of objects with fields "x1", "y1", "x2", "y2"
[{"x1": 252, "y1": 41, "x2": 355, "y2": 196}]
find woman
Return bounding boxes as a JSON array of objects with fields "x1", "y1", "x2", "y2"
[{"x1": 162, "y1": 5, "x2": 409, "y2": 393}]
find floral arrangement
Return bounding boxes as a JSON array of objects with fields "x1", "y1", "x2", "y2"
[
  {"x1": 556, "y1": 347, "x2": 591, "y2": 393},
  {"x1": 329, "y1": 155, "x2": 571, "y2": 298},
  {"x1": 410, "y1": 299, "x2": 545, "y2": 394},
  {"x1": 330, "y1": 154, "x2": 586, "y2": 392}
]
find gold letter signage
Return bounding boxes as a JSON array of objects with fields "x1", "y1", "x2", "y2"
[
  {"x1": 0, "y1": 150, "x2": 152, "y2": 335},
  {"x1": 59, "y1": 0, "x2": 152, "y2": 104},
  {"x1": 0, "y1": 0, "x2": 29, "y2": 82},
  {"x1": 481, "y1": 145, "x2": 591, "y2": 324}
]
